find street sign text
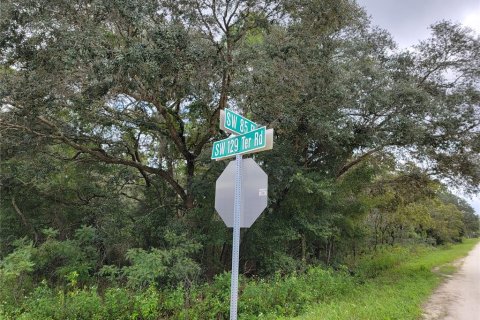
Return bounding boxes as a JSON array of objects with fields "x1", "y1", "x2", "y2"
[
  {"x1": 212, "y1": 127, "x2": 270, "y2": 160},
  {"x1": 220, "y1": 109, "x2": 257, "y2": 135}
]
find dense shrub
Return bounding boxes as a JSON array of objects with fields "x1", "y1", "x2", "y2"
[
  {"x1": 0, "y1": 238, "x2": 35, "y2": 314},
  {"x1": 0, "y1": 266, "x2": 356, "y2": 320},
  {"x1": 354, "y1": 246, "x2": 410, "y2": 278},
  {"x1": 34, "y1": 226, "x2": 99, "y2": 286},
  {"x1": 1, "y1": 243, "x2": 473, "y2": 319}
]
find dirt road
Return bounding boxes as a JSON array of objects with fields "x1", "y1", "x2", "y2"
[{"x1": 423, "y1": 241, "x2": 480, "y2": 320}]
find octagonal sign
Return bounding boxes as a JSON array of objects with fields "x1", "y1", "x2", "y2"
[{"x1": 215, "y1": 158, "x2": 268, "y2": 228}]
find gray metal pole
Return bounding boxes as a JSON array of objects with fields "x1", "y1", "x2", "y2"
[{"x1": 230, "y1": 154, "x2": 242, "y2": 320}]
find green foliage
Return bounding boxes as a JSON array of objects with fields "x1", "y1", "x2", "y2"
[
  {"x1": 0, "y1": 266, "x2": 355, "y2": 320},
  {"x1": 0, "y1": 238, "x2": 34, "y2": 279},
  {"x1": 237, "y1": 268, "x2": 353, "y2": 318},
  {"x1": 122, "y1": 231, "x2": 201, "y2": 288},
  {"x1": 102, "y1": 288, "x2": 133, "y2": 320},
  {"x1": 34, "y1": 226, "x2": 99, "y2": 285},
  {"x1": 5, "y1": 282, "x2": 102, "y2": 320},
  {"x1": 97, "y1": 265, "x2": 121, "y2": 284},
  {"x1": 0, "y1": 238, "x2": 35, "y2": 310},
  {"x1": 438, "y1": 192, "x2": 480, "y2": 238},
  {"x1": 184, "y1": 272, "x2": 231, "y2": 319},
  {"x1": 462, "y1": 210, "x2": 480, "y2": 238},
  {"x1": 294, "y1": 239, "x2": 479, "y2": 320},
  {"x1": 131, "y1": 286, "x2": 161, "y2": 320},
  {"x1": 427, "y1": 200, "x2": 464, "y2": 244},
  {"x1": 4, "y1": 240, "x2": 478, "y2": 320},
  {"x1": 123, "y1": 248, "x2": 168, "y2": 288},
  {"x1": 355, "y1": 246, "x2": 410, "y2": 278}
]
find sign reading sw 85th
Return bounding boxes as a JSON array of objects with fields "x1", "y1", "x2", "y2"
[
  {"x1": 220, "y1": 109, "x2": 257, "y2": 135},
  {"x1": 212, "y1": 127, "x2": 272, "y2": 160}
]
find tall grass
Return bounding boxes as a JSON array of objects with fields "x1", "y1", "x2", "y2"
[
  {"x1": 1, "y1": 239, "x2": 478, "y2": 319},
  {"x1": 291, "y1": 239, "x2": 479, "y2": 320}
]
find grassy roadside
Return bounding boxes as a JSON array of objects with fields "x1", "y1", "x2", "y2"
[
  {"x1": 2, "y1": 239, "x2": 478, "y2": 319},
  {"x1": 287, "y1": 238, "x2": 480, "y2": 320}
]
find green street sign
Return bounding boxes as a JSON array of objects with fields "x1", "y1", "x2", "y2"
[
  {"x1": 211, "y1": 127, "x2": 273, "y2": 160},
  {"x1": 220, "y1": 109, "x2": 257, "y2": 135}
]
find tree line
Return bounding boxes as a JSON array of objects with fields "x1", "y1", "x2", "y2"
[{"x1": 1, "y1": 0, "x2": 479, "y2": 297}]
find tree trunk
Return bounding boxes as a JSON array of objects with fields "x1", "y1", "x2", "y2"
[
  {"x1": 11, "y1": 196, "x2": 39, "y2": 243},
  {"x1": 185, "y1": 158, "x2": 196, "y2": 210},
  {"x1": 301, "y1": 233, "x2": 307, "y2": 263}
]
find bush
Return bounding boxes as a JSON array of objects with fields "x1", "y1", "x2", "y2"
[
  {"x1": 180, "y1": 267, "x2": 355, "y2": 320},
  {"x1": 34, "y1": 227, "x2": 99, "y2": 286},
  {"x1": 238, "y1": 267, "x2": 353, "y2": 318},
  {"x1": 183, "y1": 272, "x2": 231, "y2": 319},
  {"x1": 122, "y1": 231, "x2": 201, "y2": 289},
  {"x1": 131, "y1": 286, "x2": 161, "y2": 320},
  {"x1": 102, "y1": 287, "x2": 133, "y2": 320},
  {"x1": 12, "y1": 283, "x2": 102, "y2": 320},
  {"x1": 2, "y1": 264, "x2": 357, "y2": 319},
  {"x1": 0, "y1": 238, "x2": 35, "y2": 311},
  {"x1": 355, "y1": 246, "x2": 410, "y2": 278}
]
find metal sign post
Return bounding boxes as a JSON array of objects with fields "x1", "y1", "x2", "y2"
[
  {"x1": 230, "y1": 154, "x2": 242, "y2": 320},
  {"x1": 212, "y1": 109, "x2": 273, "y2": 320}
]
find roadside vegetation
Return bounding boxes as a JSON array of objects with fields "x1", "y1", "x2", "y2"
[
  {"x1": 291, "y1": 238, "x2": 479, "y2": 320},
  {"x1": 1, "y1": 239, "x2": 478, "y2": 319}
]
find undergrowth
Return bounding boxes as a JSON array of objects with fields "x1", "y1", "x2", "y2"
[{"x1": 1, "y1": 239, "x2": 478, "y2": 319}]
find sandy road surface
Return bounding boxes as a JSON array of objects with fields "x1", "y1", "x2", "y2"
[{"x1": 423, "y1": 242, "x2": 480, "y2": 320}]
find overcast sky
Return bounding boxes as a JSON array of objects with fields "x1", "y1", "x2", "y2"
[
  {"x1": 356, "y1": 0, "x2": 480, "y2": 214},
  {"x1": 357, "y1": 0, "x2": 480, "y2": 48}
]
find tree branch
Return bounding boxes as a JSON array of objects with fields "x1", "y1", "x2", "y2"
[
  {"x1": 336, "y1": 148, "x2": 382, "y2": 179},
  {"x1": 32, "y1": 116, "x2": 189, "y2": 205}
]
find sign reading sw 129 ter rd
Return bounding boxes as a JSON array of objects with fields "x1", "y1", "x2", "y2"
[{"x1": 211, "y1": 126, "x2": 273, "y2": 160}]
